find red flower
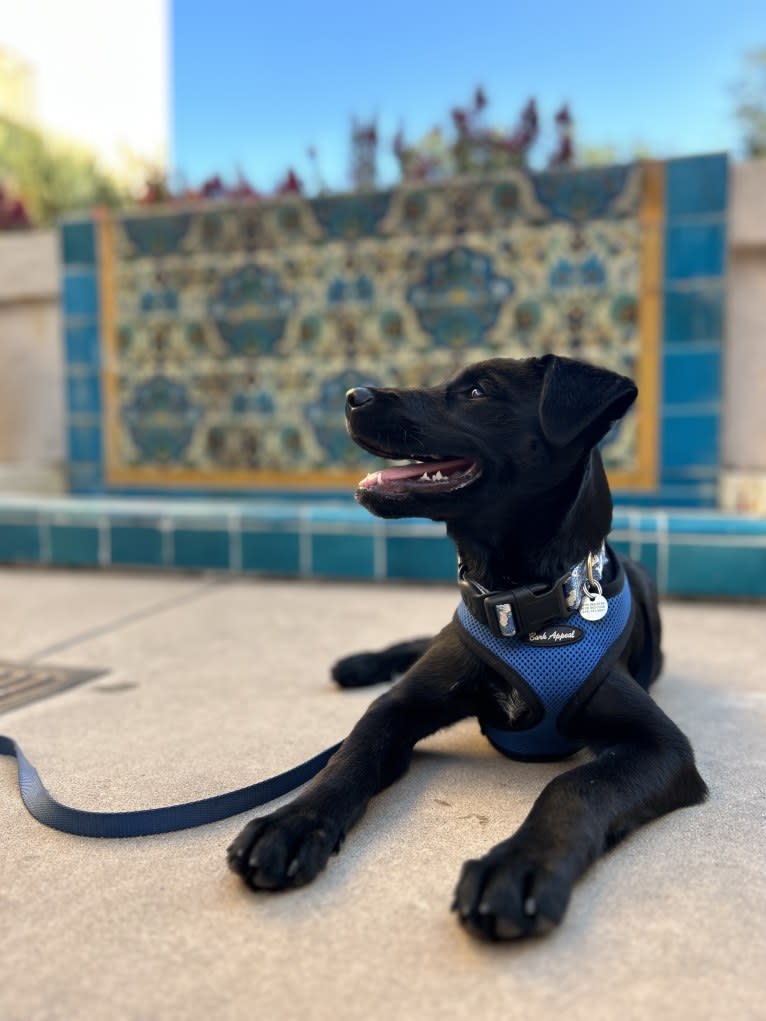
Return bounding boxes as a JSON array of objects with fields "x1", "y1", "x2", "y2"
[{"x1": 276, "y1": 169, "x2": 303, "y2": 195}]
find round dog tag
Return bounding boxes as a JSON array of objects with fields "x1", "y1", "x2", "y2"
[{"x1": 580, "y1": 593, "x2": 608, "y2": 621}]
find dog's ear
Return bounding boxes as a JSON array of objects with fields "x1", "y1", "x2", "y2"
[{"x1": 538, "y1": 354, "x2": 638, "y2": 448}]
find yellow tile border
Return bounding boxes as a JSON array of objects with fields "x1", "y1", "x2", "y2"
[{"x1": 612, "y1": 159, "x2": 663, "y2": 492}]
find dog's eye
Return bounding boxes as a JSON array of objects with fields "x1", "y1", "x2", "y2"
[{"x1": 469, "y1": 384, "x2": 486, "y2": 400}]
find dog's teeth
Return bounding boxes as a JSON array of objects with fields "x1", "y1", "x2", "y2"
[
  {"x1": 433, "y1": 470, "x2": 445, "y2": 481},
  {"x1": 360, "y1": 471, "x2": 383, "y2": 488},
  {"x1": 419, "y1": 472, "x2": 431, "y2": 481}
]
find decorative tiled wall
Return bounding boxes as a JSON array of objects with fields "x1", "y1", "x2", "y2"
[{"x1": 61, "y1": 154, "x2": 728, "y2": 505}]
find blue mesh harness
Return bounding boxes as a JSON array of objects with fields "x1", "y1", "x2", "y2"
[{"x1": 455, "y1": 556, "x2": 634, "y2": 761}]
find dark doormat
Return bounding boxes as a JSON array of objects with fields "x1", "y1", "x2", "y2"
[{"x1": 0, "y1": 661, "x2": 108, "y2": 714}]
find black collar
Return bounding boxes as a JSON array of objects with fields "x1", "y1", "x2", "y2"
[{"x1": 458, "y1": 545, "x2": 607, "y2": 639}]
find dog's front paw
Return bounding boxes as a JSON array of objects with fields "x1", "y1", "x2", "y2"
[
  {"x1": 452, "y1": 846, "x2": 572, "y2": 941},
  {"x1": 227, "y1": 806, "x2": 339, "y2": 891},
  {"x1": 331, "y1": 651, "x2": 392, "y2": 688}
]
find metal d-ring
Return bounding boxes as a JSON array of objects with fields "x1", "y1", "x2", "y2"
[{"x1": 582, "y1": 577, "x2": 603, "y2": 602}]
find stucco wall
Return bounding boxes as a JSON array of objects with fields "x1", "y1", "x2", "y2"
[
  {"x1": 0, "y1": 229, "x2": 64, "y2": 492},
  {"x1": 722, "y1": 160, "x2": 766, "y2": 513}
]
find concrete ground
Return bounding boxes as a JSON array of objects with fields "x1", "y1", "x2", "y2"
[{"x1": 0, "y1": 567, "x2": 764, "y2": 1021}]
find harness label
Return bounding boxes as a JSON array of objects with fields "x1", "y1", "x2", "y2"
[{"x1": 521, "y1": 625, "x2": 585, "y2": 647}]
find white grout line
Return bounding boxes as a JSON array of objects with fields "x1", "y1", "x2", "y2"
[
  {"x1": 628, "y1": 510, "x2": 641, "y2": 561},
  {"x1": 662, "y1": 401, "x2": 722, "y2": 417},
  {"x1": 373, "y1": 522, "x2": 387, "y2": 580},
  {"x1": 656, "y1": 511, "x2": 670, "y2": 596},
  {"x1": 98, "y1": 516, "x2": 110, "y2": 566},
  {"x1": 664, "y1": 274, "x2": 725, "y2": 290},
  {"x1": 228, "y1": 513, "x2": 242, "y2": 573},
  {"x1": 664, "y1": 340, "x2": 722, "y2": 355},
  {"x1": 647, "y1": 533, "x2": 766, "y2": 547},
  {"x1": 38, "y1": 519, "x2": 51, "y2": 565},
  {"x1": 609, "y1": 529, "x2": 766, "y2": 548},
  {"x1": 160, "y1": 517, "x2": 174, "y2": 566},
  {"x1": 298, "y1": 509, "x2": 312, "y2": 577},
  {"x1": 233, "y1": 519, "x2": 446, "y2": 538},
  {"x1": 67, "y1": 412, "x2": 103, "y2": 425}
]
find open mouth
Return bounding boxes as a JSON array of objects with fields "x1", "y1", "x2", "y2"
[{"x1": 358, "y1": 456, "x2": 481, "y2": 496}]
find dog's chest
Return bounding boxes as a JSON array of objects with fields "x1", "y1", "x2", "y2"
[
  {"x1": 475, "y1": 678, "x2": 534, "y2": 731},
  {"x1": 494, "y1": 686, "x2": 529, "y2": 725}
]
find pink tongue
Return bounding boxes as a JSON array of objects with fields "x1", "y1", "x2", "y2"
[{"x1": 377, "y1": 458, "x2": 471, "y2": 483}]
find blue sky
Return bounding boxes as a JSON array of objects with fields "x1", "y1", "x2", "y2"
[{"x1": 171, "y1": 0, "x2": 766, "y2": 192}]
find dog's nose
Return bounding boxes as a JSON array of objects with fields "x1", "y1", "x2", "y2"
[{"x1": 345, "y1": 387, "x2": 375, "y2": 410}]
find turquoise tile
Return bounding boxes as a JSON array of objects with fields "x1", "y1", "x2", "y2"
[
  {"x1": 65, "y1": 323, "x2": 101, "y2": 366},
  {"x1": 172, "y1": 529, "x2": 230, "y2": 569},
  {"x1": 67, "y1": 373, "x2": 102, "y2": 414},
  {"x1": 61, "y1": 221, "x2": 96, "y2": 265},
  {"x1": 666, "y1": 155, "x2": 727, "y2": 218},
  {"x1": 601, "y1": 538, "x2": 656, "y2": 587},
  {"x1": 68, "y1": 424, "x2": 102, "y2": 462},
  {"x1": 664, "y1": 287, "x2": 723, "y2": 342},
  {"x1": 636, "y1": 543, "x2": 658, "y2": 583},
  {"x1": 241, "y1": 531, "x2": 300, "y2": 573},
  {"x1": 665, "y1": 223, "x2": 726, "y2": 280},
  {"x1": 663, "y1": 350, "x2": 721, "y2": 405},
  {"x1": 606, "y1": 538, "x2": 631, "y2": 560},
  {"x1": 667, "y1": 543, "x2": 766, "y2": 598},
  {"x1": 311, "y1": 533, "x2": 374, "y2": 578},
  {"x1": 386, "y1": 535, "x2": 456, "y2": 581},
  {"x1": 68, "y1": 462, "x2": 104, "y2": 492},
  {"x1": 50, "y1": 525, "x2": 100, "y2": 566},
  {"x1": 110, "y1": 526, "x2": 163, "y2": 566},
  {"x1": 604, "y1": 538, "x2": 659, "y2": 585},
  {"x1": 661, "y1": 414, "x2": 718, "y2": 470},
  {"x1": 0, "y1": 524, "x2": 41, "y2": 563},
  {"x1": 63, "y1": 271, "x2": 99, "y2": 317}
]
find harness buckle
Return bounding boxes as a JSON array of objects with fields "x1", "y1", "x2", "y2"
[{"x1": 483, "y1": 579, "x2": 570, "y2": 638}]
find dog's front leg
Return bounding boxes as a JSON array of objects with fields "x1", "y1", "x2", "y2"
[
  {"x1": 331, "y1": 636, "x2": 433, "y2": 688},
  {"x1": 453, "y1": 670, "x2": 708, "y2": 940},
  {"x1": 228, "y1": 627, "x2": 478, "y2": 891}
]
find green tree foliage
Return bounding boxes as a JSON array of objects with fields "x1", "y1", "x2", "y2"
[
  {"x1": 735, "y1": 47, "x2": 766, "y2": 158},
  {"x1": 0, "y1": 116, "x2": 128, "y2": 226}
]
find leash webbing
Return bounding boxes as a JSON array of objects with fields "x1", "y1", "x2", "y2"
[{"x1": 0, "y1": 734, "x2": 342, "y2": 838}]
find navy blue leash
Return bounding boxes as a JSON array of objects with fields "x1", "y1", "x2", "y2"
[{"x1": 0, "y1": 734, "x2": 342, "y2": 838}]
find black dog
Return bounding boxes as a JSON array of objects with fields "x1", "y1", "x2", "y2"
[{"x1": 228, "y1": 354, "x2": 707, "y2": 940}]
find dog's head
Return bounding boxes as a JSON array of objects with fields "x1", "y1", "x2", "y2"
[{"x1": 345, "y1": 354, "x2": 637, "y2": 523}]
